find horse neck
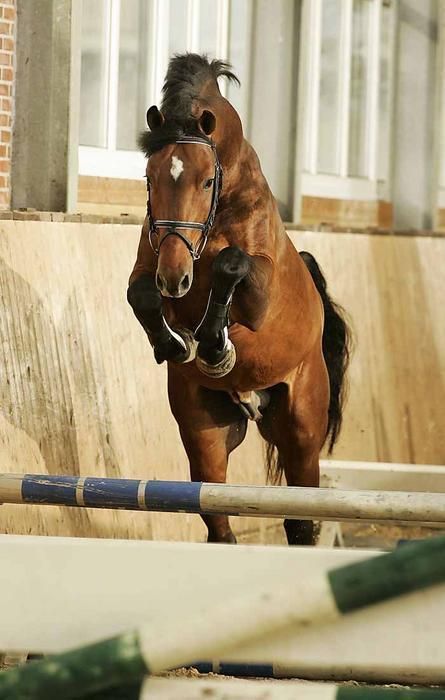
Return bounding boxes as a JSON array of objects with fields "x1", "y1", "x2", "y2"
[
  {"x1": 194, "y1": 89, "x2": 284, "y2": 245},
  {"x1": 222, "y1": 139, "x2": 276, "y2": 214},
  {"x1": 216, "y1": 139, "x2": 287, "y2": 260}
]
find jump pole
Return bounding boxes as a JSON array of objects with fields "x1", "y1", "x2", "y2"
[
  {"x1": 1, "y1": 473, "x2": 445, "y2": 526},
  {"x1": 1, "y1": 537, "x2": 445, "y2": 699}
]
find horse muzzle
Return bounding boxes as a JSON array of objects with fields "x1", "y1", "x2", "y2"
[
  {"x1": 156, "y1": 269, "x2": 192, "y2": 298},
  {"x1": 155, "y1": 232, "x2": 195, "y2": 298}
]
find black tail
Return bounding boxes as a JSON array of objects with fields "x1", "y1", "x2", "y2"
[{"x1": 300, "y1": 251, "x2": 351, "y2": 453}]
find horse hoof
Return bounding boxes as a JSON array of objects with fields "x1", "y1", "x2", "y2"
[
  {"x1": 176, "y1": 327, "x2": 198, "y2": 363},
  {"x1": 196, "y1": 339, "x2": 236, "y2": 378},
  {"x1": 152, "y1": 327, "x2": 197, "y2": 365},
  {"x1": 207, "y1": 532, "x2": 237, "y2": 544}
]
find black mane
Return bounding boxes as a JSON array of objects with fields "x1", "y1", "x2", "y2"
[{"x1": 138, "y1": 53, "x2": 240, "y2": 157}]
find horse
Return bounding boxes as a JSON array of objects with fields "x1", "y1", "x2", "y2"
[{"x1": 128, "y1": 53, "x2": 351, "y2": 545}]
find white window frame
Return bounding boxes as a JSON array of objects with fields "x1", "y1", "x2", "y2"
[
  {"x1": 297, "y1": 0, "x2": 396, "y2": 205},
  {"x1": 79, "y1": 0, "x2": 230, "y2": 180}
]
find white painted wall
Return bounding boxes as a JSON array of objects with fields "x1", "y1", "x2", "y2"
[{"x1": 392, "y1": 0, "x2": 438, "y2": 229}]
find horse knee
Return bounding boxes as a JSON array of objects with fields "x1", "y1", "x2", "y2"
[
  {"x1": 212, "y1": 246, "x2": 251, "y2": 301},
  {"x1": 213, "y1": 246, "x2": 250, "y2": 277},
  {"x1": 127, "y1": 274, "x2": 162, "y2": 323},
  {"x1": 127, "y1": 274, "x2": 160, "y2": 312},
  {"x1": 128, "y1": 274, "x2": 192, "y2": 363}
]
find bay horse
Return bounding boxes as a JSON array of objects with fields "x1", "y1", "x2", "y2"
[{"x1": 128, "y1": 54, "x2": 350, "y2": 545}]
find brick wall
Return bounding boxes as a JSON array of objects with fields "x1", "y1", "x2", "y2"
[{"x1": 0, "y1": 0, "x2": 14, "y2": 210}]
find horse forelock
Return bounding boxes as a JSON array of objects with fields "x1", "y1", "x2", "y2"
[
  {"x1": 138, "y1": 121, "x2": 211, "y2": 158},
  {"x1": 161, "y1": 54, "x2": 240, "y2": 118},
  {"x1": 138, "y1": 54, "x2": 240, "y2": 158}
]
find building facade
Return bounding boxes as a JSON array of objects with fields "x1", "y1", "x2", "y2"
[{"x1": 4, "y1": 0, "x2": 445, "y2": 231}]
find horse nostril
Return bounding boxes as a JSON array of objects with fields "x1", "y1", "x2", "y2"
[
  {"x1": 180, "y1": 274, "x2": 190, "y2": 292},
  {"x1": 156, "y1": 271, "x2": 191, "y2": 297}
]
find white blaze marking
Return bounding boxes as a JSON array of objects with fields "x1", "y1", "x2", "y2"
[{"x1": 170, "y1": 156, "x2": 184, "y2": 181}]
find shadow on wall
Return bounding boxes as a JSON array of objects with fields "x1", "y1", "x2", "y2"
[{"x1": 0, "y1": 257, "x2": 122, "y2": 534}]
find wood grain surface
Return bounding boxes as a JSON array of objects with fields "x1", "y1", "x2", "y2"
[{"x1": 0, "y1": 222, "x2": 443, "y2": 541}]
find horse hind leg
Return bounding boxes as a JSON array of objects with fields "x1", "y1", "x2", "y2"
[
  {"x1": 261, "y1": 436, "x2": 318, "y2": 545},
  {"x1": 258, "y1": 355, "x2": 329, "y2": 546}
]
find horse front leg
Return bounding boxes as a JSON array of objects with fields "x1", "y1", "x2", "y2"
[
  {"x1": 195, "y1": 246, "x2": 271, "y2": 377},
  {"x1": 168, "y1": 364, "x2": 248, "y2": 543},
  {"x1": 127, "y1": 273, "x2": 196, "y2": 364}
]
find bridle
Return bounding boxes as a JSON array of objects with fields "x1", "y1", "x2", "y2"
[{"x1": 146, "y1": 136, "x2": 223, "y2": 262}]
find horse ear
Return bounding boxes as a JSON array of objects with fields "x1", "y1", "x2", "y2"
[
  {"x1": 198, "y1": 110, "x2": 216, "y2": 136},
  {"x1": 146, "y1": 105, "x2": 165, "y2": 130}
]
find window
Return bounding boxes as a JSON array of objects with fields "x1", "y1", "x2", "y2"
[
  {"x1": 317, "y1": 0, "x2": 342, "y2": 175},
  {"x1": 78, "y1": 0, "x2": 253, "y2": 180},
  {"x1": 300, "y1": 0, "x2": 396, "y2": 202}
]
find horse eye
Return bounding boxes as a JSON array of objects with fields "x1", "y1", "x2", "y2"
[{"x1": 204, "y1": 178, "x2": 214, "y2": 190}]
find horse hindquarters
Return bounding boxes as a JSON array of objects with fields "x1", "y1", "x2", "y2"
[
  {"x1": 257, "y1": 345, "x2": 330, "y2": 546},
  {"x1": 167, "y1": 364, "x2": 248, "y2": 543}
]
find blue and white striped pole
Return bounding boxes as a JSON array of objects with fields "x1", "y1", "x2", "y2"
[
  {"x1": 1, "y1": 537, "x2": 444, "y2": 699},
  {"x1": 1, "y1": 473, "x2": 445, "y2": 526}
]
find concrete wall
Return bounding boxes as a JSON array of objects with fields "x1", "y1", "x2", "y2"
[
  {"x1": 11, "y1": 0, "x2": 80, "y2": 212},
  {"x1": 248, "y1": 0, "x2": 300, "y2": 220}
]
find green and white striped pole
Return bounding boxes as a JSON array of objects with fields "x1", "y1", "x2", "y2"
[{"x1": 1, "y1": 537, "x2": 445, "y2": 700}]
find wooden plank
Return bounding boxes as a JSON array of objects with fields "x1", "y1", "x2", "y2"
[
  {"x1": 88, "y1": 677, "x2": 445, "y2": 700},
  {"x1": 97, "y1": 678, "x2": 334, "y2": 700},
  {"x1": 320, "y1": 460, "x2": 445, "y2": 492},
  {"x1": 0, "y1": 220, "x2": 274, "y2": 543},
  {"x1": 0, "y1": 223, "x2": 444, "y2": 543},
  {"x1": 292, "y1": 231, "x2": 445, "y2": 466},
  {"x1": 1, "y1": 536, "x2": 445, "y2": 684},
  {"x1": 300, "y1": 196, "x2": 393, "y2": 228},
  {"x1": 4, "y1": 538, "x2": 443, "y2": 697}
]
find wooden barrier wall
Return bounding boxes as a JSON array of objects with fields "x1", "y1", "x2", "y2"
[
  {"x1": 0, "y1": 222, "x2": 443, "y2": 541},
  {"x1": 293, "y1": 231, "x2": 445, "y2": 468}
]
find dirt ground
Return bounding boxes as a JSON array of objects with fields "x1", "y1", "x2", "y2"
[{"x1": 339, "y1": 521, "x2": 440, "y2": 549}]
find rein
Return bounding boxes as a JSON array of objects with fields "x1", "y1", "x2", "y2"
[{"x1": 146, "y1": 136, "x2": 223, "y2": 262}]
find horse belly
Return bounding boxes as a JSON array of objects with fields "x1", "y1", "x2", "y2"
[
  {"x1": 226, "y1": 323, "x2": 312, "y2": 391},
  {"x1": 176, "y1": 321, "x2": 314, "y2": 393}
]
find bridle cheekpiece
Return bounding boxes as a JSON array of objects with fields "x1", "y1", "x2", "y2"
[{"x1": 146, "y1": 136, "x2": 223, "y2": 262}]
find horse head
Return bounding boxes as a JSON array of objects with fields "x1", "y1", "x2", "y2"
[{"x1": 145, "y1": 106, "x2": 221, "y2": 298}]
